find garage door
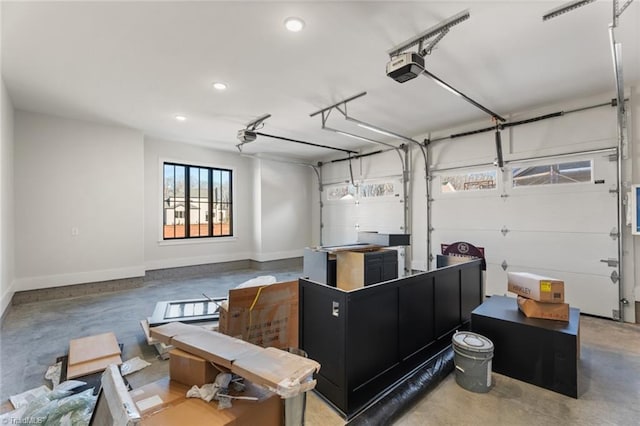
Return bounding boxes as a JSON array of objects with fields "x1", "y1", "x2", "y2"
[
  {"x1": 322, "y1": 176, "x2": 406, "y2": 274},
  {"x1": 431, "y1": 150, "x2": 619, "y2": 318}
]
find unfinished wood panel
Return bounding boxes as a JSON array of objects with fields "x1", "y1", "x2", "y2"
[{"x1": 68, "y1": 332, "x2": 120, "y2": 366}]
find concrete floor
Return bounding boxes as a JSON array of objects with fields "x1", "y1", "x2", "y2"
[{"x1": 1, "y1": 267, "x2": 639, "y2": 425}]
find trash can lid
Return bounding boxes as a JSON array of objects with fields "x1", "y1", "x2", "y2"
[{"x1": 452, "y1": 331, "x2": 494, "y2": 352}]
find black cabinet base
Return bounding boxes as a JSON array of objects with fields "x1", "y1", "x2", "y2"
[{"x1": 471, "y1": 295, "x2": 580, "y2": 398}]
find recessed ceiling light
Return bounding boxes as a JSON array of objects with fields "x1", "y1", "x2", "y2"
[
  {"x1": 284, "y1": 17, "x2": 305, "y2": 32},
  {"x1": 212, "y1": 82, "x2": 227, "y2": 91},
  {"x1": 175, "y1": 115, "x2": 186, "y2": 121}
]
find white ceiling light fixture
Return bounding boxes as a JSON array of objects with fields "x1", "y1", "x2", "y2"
[
  {"x1": 284, "y1": 17, "x2": 305, "y2": 32},
  {"x1": 212, "y1": 82, "x2": 227, "y2": 91},
  {"x1": 174, "y1": 115, "x2": 186, "y2": 121}
]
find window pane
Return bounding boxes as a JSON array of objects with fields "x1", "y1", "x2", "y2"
[
  {"x1": 513, "y1": 160, "x2": 591, "y2": 187},
  {"x1": 441, "y1": 170, "x2": 497, "y2": 193},
  {"x1": 162, "y1": 163, "x2": 232, "y2": 240}
]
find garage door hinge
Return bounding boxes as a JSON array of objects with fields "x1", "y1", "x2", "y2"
[
  {"x1": 501, "y1": 260, "x2": 508, "y2": 271},
  {"x1": 608, "y1": 153, "x2": 618, "y2": 162},
  {"x1": 600, "y1": 258, "x2": 619, "y2": 267},
  {"x1": 610, "y1": 270, "x2": 619, "y2": 284},
  {"x1": 501, "y1": 227, "x2": 509, "y2": 236},
  {"x1": 500, "y1": 194, "x2": 509, "y2": 199},
  {"x1": 320, "y1": 201, "x2": 324, "y2": 208},
  {"x1": 610, "y1": 228, "x2": 619, "y2": 240},
  {"x1": 609, "y1": 186, "x2": 618, "y2": 194}
]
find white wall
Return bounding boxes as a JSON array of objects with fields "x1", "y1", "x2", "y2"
[
  {"x1": 254, "y1": 158, "x2": 313, "y2": 261},
  {"x1": 143, "y1": 137, "x2": 254, "y2": 270},
  {"x1": 14, "y1": 111, "x2": 145, "y2": 290},
  {"x1": 1, "y1": 79, "x2": 15, "y2": 317}
]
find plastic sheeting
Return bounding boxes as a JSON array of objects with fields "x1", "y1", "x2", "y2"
[{"x1": 347, "y1": 347, "x2": 455, "y2": 426}]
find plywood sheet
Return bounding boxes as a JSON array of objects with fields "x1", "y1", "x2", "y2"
[
  {"x1": 68, "y1": 332, "x2": 120, "y2": 366},
  {"x1": 171, "y1": 328, "x2": 260, "y2": 369},
  {"x1": 67, "y1": 354, "x2": 123, "y2": 379}
]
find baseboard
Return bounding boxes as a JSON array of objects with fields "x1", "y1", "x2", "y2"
[
  {"x1": 145, "y1": 260, "x2": 252, "y2": 281},
  {"x1": 12, "y1": 276, "x2": 144, "y2": 305},
  {"x1": 13, "y1": 265, "x2": 146, "y2": 292},
  {"x1": 250, "y1": 257, "x2": 303, "y2": 271},
  {"x1": 636, "y1": 301, "x2": 639, "y2": 324},
  {"x1": 0, "y1": 281, "x2": 15, "y2": 322},
  {"x1": 250, "y1": 249, "x2": 303, "y2": 263},
  {"x1": 145, "y1": 252, "x2": 254, "y2": 271}
]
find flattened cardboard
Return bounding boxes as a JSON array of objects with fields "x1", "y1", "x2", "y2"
[
  {"x1": 68, "y1": 332, "x2": 120, "y2": 365},
  {"x1": 222, "y1": 281, "x2": 298, "y2": 349},
  {"x1": 508, "y1": 272, "x2": 565, "y2": 303},
  {"x1": 231, "y1": 347, "x2": 320, "y2": 395},
  {"x1": 517, "y1": 296, "x2": 570, "y2": 321},
  {"x1": 67, "y1": 354, "x2": 123, "y2": 379},
  {"x1": 149, "y1": 322, "x2": 200, "y2": 345},
  {"x1": 171, "y1": 328, "x2": 261, "y2": 369},
  {"x1": 169, "y1": 349, "x2": 217, "y2": 387}
]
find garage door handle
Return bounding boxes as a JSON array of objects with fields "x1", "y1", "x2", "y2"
[{"x1": 600, "y1": 258, "x2": 618, "y2": 267}]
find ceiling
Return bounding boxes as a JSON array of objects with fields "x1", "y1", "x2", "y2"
[{"x1": 2, "y1": 1, "x2": 639, "y2": 161}]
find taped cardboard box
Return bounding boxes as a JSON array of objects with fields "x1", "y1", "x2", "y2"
[
  {"x1": 130, "y1": 377, "x2": 282, "y2": 426},
  {"x1": 517, "y1": 296, "x2": 570, "y2": 321},
  {"x1": 221, "y1": 280, "x2": 298, "y2": 349},
  {"x1": 169, "y1": 349, "x2": 218, "y2": 387},
  {"x1": 508, "y1": 272, "x2": 565, "y2": 303},
  {"x1": 129, "y1": 377, "x2": 188, "y2": 416}
]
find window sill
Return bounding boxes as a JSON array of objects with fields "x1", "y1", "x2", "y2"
[{"x1": 157, "y1": 236, "x2": 238, "y2": 246}]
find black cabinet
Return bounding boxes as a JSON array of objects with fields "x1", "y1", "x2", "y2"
[
  {"x1": 299, "y1": 259, "x2": 483, "y2": 418},
  {"x1": 471, "y1": 295, "x2": 580, "y2": 398}
]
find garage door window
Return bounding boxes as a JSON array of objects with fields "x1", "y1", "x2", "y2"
[
  {"x1": 440, "y1": 170, "x2": 497, "y2": 193},
  {"x1": 512, "y1": 160, "x2": 592, "y2": 187}
]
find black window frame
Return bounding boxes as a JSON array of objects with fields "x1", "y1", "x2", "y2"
[{"x1": 163, "y1": 162, "x2": 234, "y2": 240}]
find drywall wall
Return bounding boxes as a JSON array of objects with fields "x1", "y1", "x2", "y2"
[
  {"x1": 0, "y1": 78, "x2": 15, "y2": 316},
  {"x1": 254, "y1": 158, "x2": 313, "y2": 261},
  {"x1": 143, "y1": 137, "x2": 254, "y2": 270},
  {"x1": 13, "y1": 111, "x2": 145, "y2": 290}
]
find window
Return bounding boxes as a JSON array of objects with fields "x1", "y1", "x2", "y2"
[
  {"x1": 440, "y1": 170, "x2": 497, "y2": 193},
  {"x1": 163, "y1": 162, "x2": 233, "y2": 239},
  {"x1": 512, "y1": 160, "x2": 592, "y2": 187}
]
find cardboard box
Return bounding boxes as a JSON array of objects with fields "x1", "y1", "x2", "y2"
[
  {"x1": 147, "y1": 322, "x2": 320, "y2": 398},
  {"x1": 129, "y1": 377, "x2": 189, "y2": 416},
  {"x1": 508, "y1": 272, "x2": 565, "y2": 303},
  {"x1": 131, "y1": 377, "x2": 282, "y2": 426},
  {"x1": 222, "y1": 281, "x2": 299, "y2": 349},
  {"x1": 517, "y1": 296, "x2": 570, "y2": 321},
  {"x1": 169, "y1": 348, "x2": 218, "y2": 387},
  {"x1": 218, "y1": 301, "x2": 229, "y2": 335}
]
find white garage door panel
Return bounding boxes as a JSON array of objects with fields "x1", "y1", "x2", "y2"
[
  {"x1": 504, "y1": 191, "x2": 617, "y2": 232},
  {"x1": 431, "y1": 197, "x2": 504, "y2": 229},
  {"x1": 503, "y1": 232, "x2": 617, "y2": 276},
  {"x1": 324, "y1": 203, "x2": 356, "y2": 224},
  {"x1": 323, "y1": 226, "x2": 357, "y2": 246}
]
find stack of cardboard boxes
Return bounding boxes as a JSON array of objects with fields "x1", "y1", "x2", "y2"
[
  {"x1": 129, "y1": 322, "x2": 319, "y2": 425},
  {"x1": 507, "y1": 272, "x2": 569, "y2": 321}
]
